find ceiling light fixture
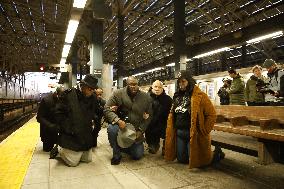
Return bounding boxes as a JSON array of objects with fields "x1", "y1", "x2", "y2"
[
  {"x1": 246, "y1": 31, "x2": 283, "y2": 44},
  {"x1": 65, "y1": 20, "x2": 79, "y2": 43},
  {"x1": 73, "y1": 0, "x2": 88, "y2": 9},
  {"x1": 193, "y1": 47, "x2": 230, "y2": 59}
]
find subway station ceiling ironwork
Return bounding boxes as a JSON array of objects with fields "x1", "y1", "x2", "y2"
[
  {"x1": 0, "y1": 0, "x2": 284, "y2": 78},
  {"x1": 0, "y1": 0, "x2": 72, "y2": 74}
]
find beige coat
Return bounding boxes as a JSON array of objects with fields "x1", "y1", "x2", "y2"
[{"x1": 164, "y1": 86, "x2": 216, "y2": 168}]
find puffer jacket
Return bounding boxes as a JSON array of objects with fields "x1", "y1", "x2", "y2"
[
  {"x1": 228, "y1": 74, "x2": 245, "y2": 105},
  {"x1": 245, "y1": 75, "x2": 265, "y2": 103}
]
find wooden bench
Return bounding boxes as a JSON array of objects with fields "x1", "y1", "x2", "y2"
[{"x1": 212, "y1": 105, "x2": 284, "y2": 165}]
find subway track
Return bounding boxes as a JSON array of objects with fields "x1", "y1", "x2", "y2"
[{"x1": 0, "y1": 112, "x2": 37, "y2": 143}]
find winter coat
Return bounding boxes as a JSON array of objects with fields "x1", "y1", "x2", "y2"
[
  {"x1": 228, "y1": 74, "x2": 245, "y2": 105},
  {"x1": 217, "y1": 87, "x2": 230, "y2": 105},
  {"x1": 145, "y1": 90, "x2": 172, "y2": 140},
  {"x1": 56, "y1": 88, "x2": 101, "y2": 151},
  {"x1": 164, "y1": 86, "x2": 216, "y2": 168},
  {"x1": 245, "y1": 75, "x2": 265, "y2": 103},
  {"x1": 265, "y1": 68, "x2": 284, "y2": 102},
  {"x1": 104, "y1": 87, "x2": 153, "y2": 132},
  {"x1": 36, "y1": 93, "x2": 59, "y2": 143}
]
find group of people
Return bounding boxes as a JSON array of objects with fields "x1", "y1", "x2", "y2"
[
  {"x1": 218, "y1": 59, "x2": 284, "y2": 106},
  {"x1": 37, "y1": 70, "x2": 225, "y2": 168}
]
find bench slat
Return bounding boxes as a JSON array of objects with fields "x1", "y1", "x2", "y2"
[{"x1": 214, "y1": 123, "x2": 284, "y2": 142}]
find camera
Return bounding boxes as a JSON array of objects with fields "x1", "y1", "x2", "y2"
[{"x1": 256, "y1": 79, "x2": 274, "y2": 94}]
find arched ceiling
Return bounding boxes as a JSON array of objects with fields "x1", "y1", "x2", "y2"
[
  {"x1": 0, "y1": 0, "x2": 72, "y2": 74},
  {"x1": 102, "y1": 0, "x2": 284, "y2": 76},
  {"x1": 0, "y1": 0, "x2": 283, "y2": 79}
]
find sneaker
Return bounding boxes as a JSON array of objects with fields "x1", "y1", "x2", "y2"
[{"x1": 111, "y1": 156, "x2": 122, "y2": 165}]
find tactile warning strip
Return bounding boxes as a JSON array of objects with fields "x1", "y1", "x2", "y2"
[{"x1": 0, "y1": 116, "x2": 39, "y2": 189}]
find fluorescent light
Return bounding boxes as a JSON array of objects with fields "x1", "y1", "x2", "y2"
[
  {"x1": 246, "y1": 31, "x2": 283, "y2": 44},
  {"x1": 60, "y1": 58, "x2": 66, "y2": 65},
  {"x1": 146, "y1": 67, "x2": 163, "y2": 73},
  {"x1": 65, "y1": 20, "x2": 79, "y2": 43},
  {"x1": 166, "y1": 63, "x2": 175, "y2": 67},
  {"x1": 73, "y1": 0, "x2": 87, "y2": 8},
  {"x1": 62, "y1": 44, "x2": 71, "y2": 58},
  {"x1": 133, "y1": 72, "x2": 146, "y2": 76},
  {"x1": 193, "y1": 47, "x2": 230, "y2": 59}
]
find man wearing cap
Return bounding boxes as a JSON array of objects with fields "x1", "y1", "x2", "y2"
[
  {"x1": 52, "y1": 74, "x2": 102, "y2": 167},
  {"x1": 104, "y1": 76, "x2": 153, "y2": 165},
  {"x1": 262, "y1": 59, "x2": 284, "y2": 103}
]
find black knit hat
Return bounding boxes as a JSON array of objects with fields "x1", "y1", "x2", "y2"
[{"x1": 80, "y1": 74, "x2": 98, "y2": 89}]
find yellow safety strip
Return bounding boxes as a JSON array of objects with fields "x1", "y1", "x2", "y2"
[{"x1": 0, "y1": 116, "x2": 39, "y2": 189}]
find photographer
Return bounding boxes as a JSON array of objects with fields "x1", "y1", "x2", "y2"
[
  {"x1": 262, "y1": 59, "x2": 284, "y2": 105},
  {"x1": 244, "y1": 65, "x2": 265, "y2": 106},
  {"x1": 217, "y1": 78, "x2": 231, "y2": 105}
]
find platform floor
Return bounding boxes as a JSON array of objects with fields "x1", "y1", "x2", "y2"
[{"x1": 1, "y1": 116, "x2": 284, "y2": 189}]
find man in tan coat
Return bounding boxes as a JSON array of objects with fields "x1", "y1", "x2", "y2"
[{"x1": 164, "y1": 70, "x2": 219, "y2": 168}]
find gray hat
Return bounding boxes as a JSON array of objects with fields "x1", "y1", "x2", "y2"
[
  {"x1": 117, "y1": 123, "x2": 136, "y2": 148},
  {"x1": 263, "y1": 59, "x2": 276, "y2": 69},
  {"x1": 81, "y1": 74, "x2": 98, "y2": 89}
]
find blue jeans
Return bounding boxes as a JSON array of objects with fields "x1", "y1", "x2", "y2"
[
  {"x1": 176, "y1": 129, "x2": 190, "y2": 164},
  {"x1": 107, "y1": 124, "x2": 144, "y2": 160}
]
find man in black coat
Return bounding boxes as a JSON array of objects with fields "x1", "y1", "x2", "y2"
[
  {"x1": 54, "y1": 74, "x2": 102, "y2": 167},
  {"x1": 37, "y1": 87, "x2": 64, "y2": 152},
  {"x1": 145, "y1": 80, "x2": 172, "y2": 155},
  {"x1": 92, "y1": 88, "x2": 106, "y2": 147}
]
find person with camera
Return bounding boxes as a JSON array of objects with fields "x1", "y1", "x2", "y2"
[
  {"x1": 244, "y1": 65, "x2": 266, "y2": 106},
  {"x1": 217, "y1": 78, "x2": 231, "y2": 105},
  {"x1": 104, "y1": 76, "x2": 152, "y2": 165},
  {"x1": 228, "y1": 68, "x2": 246, "y2": 105},
  {"x1": 262, "y1": 59, "x2": 284, "y2": 104}
]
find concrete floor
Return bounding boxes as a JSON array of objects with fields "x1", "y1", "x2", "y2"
[{"x1": 22, "y1": 128, "x2": 284, "y2": 189}]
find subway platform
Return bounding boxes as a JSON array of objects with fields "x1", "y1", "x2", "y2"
[{"x1": 0, "y1": 116, "x2": 284, "y2": 189}]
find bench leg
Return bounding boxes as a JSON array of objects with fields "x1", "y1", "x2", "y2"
[{"x1": 257, "y1": 139, "x2": 281, "y2": 165}]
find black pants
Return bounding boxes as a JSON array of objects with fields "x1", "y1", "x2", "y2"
[{"x1": 40, "y1": 125, "x2": 57, "y2": 152}]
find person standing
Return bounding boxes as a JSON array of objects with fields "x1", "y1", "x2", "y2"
[
  {"x1": 217, "y1": 79, "x2": 231, "y2": 105},
  {"x1": 104, "y1": 76, "x2": 152, "y2": 165},
  {"x1": 145, "y1": 80, "x2": 172, "y2": 155},
  {"x1": 244, "y1": 65, "x2": 265, "y2": 106},
  {"x1": 262, "y1": 59, "x2": 284, "y2": 104},
  {"x1": 228, "y1": 68, "x2": 245, "y2": 105}
]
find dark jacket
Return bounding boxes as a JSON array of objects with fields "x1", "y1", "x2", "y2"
[
  {"x1": 146, "y1": 90, "x2": 172, "y2": 139},
  {"x1": 217, "y1": 86, "x2": 230, "y2": 105},
  {"x1": 37, "y1": 93, "x2": 59, "y2": 143},
  {"x1": 56, "y1": 88, "x2": 101, "y2": 151}
]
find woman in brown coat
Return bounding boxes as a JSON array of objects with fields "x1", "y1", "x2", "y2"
[{"x1": 164, "y1": 71, "x2": 220, "y2": 168}]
